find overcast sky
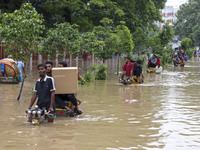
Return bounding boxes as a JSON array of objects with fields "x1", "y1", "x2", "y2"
[{"x1": 166, "y1": 0, "x2": 188, "y2": 8}]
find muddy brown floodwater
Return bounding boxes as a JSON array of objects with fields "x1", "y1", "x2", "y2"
[{"x1": 0, "y1": 57, "x2": 200, "y2": 150}]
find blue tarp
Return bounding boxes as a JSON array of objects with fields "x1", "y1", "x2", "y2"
[{"x1": 1, "y1": 63, "x2": 4, "y2": 73}]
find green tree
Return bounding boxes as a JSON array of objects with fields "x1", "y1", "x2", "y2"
[
  {"x1": 40, "y1": 22, "x2": 80, "y2": 59},
  {"x1": 173, "y1": 0, "x2": 200, "y2": 46},
  {"x1": 0, "y1": 3, "x2": 44, "y2": 61},
  {"x1": 0, "y1": 0, "x2": 168, "y2": 58},
  {"x1": 114, "y1": 21, "x2": 134, "y2": 74},
  {"x1": 92, "y1": 18, "x2": 117, "y2": 62},
  {"x1": 181, "y1": 38, "x2": 192, "y2": 52},
  {"x1": 149, "y1": 23, "x2": 173, "y2": 55},
  {"x1": 132, "y1": 27, "x2": 149, "y2": 55},
  {"x1": 29, "y1": 0, "x2": 90, "y2": 30},
  {"x1": 192, "y1": 24, "x2": 200, "y2": 46},
  {"x1": 148, "y1": 23, "x2": 173, "y2": 64},
  {"x1": 79, "y1": 32, "x2": 104, "y2": 56}
]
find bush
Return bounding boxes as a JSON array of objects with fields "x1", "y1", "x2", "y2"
[
  {"x1": 84, "y1": 71, "x2": 94, "y2": 82},
  {"x1": 156, "y1": 46, "x2": 173, "y2": 65},
  {"x1": 187, "y1": 48, "x2": 195, "y2": 58},
  {"x1": 91, "y1": 64, "x2": 97, "y2": 71},
  {"x1": 95, "y1": 64, "x2": 107, "y2": 80},
  {"x1": 78, "y1": 79, "x2": 86, "y2": 85}
]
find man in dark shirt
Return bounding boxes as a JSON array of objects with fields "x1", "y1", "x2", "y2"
[
  {"x1": 133, "y1": 60, "x2": 143, "y2": 83},
  {"x1": 28, "y1": 64, "x2": 55, "y2": 112}
]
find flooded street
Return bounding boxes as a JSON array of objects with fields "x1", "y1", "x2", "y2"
[{"x1": 0, "y1": 58, "x2": 200, "y2": 150}]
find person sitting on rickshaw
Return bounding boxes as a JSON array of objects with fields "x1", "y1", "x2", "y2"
[
  {"x1": 147, "y1": 54, "x2": 157, "y2": 68},
  {"x1": 133, "y1": 60, "x2": 143, "y2": 83}
]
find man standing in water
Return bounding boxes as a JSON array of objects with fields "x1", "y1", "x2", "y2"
[
  {"x1": 15, "y1": 59, "x2": 26, "y2": 82},
  {"x1": 28, "y1": 64, "x2": 55, "y2": 113},
  {"x1": 120, "y1": 57, "x2": 133, "y2": 83}
]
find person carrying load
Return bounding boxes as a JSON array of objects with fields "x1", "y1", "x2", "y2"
[{"x1": 55, "y1": 61, "x2": 83, "y2": 115}]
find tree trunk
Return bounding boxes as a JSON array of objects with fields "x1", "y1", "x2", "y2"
[
  {"x1": 55, "y1": 51, "x2": 58, "y2": 67},
  {"x1": 64, "y1": 7, "x2": 72, "y2": 24},
  {"x1": 92, "y1": 53, "x2": 95, "y2": 65},
  {"x1": 38, "y1": 53, "x2": 42, "y2": 64},
  {"x1": 70, "y1": 54, "x2": 72, "y2": 67},
  {"x1": 63, "y1": 50, "x2": 66, "y2": 61},
  {"x1": 76, "y1": 56, "x2": 78, "y2": 67},
  {"x1": 117, "y1": 53, "x2": 120, "y2": 75},
  {"x1": 29, "y1": 54, "x2": 32, "y2": 72},
  {"x1": 82, "y1": 58, "x2": 84, "y2": 70}
]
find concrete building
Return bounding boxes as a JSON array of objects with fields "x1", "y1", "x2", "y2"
[
  {"x1": 160, "y1": 6, "x2": 179, "y2": 29},
  {"x1": 159, "y1": 0, "x2": 189, "y2": 29}
]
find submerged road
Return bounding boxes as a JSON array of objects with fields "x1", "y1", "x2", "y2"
[{"x1": 0, "y1": 57, "x2": 200, "y2": 150}]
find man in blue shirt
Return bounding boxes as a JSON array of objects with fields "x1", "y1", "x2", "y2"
[
  {"x1": 133, "y1": 60, "x2": 143, "y2": 83},
  {"x1": 15, "y1": 60, "x2": 26, "y2": 82}
]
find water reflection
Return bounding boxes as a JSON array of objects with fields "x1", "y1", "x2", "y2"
[{"x1": 0, "y1": 58, "x2": 200, "y2": 149}]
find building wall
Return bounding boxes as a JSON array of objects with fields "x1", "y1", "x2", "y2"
[{"x1": 160, "y1": 6, "x2": 179, "y2": 29}]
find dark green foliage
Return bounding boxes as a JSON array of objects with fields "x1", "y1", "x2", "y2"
[
  {"x1": 0, "y1": 0, "x2": 24, "y2": 13},
  {"x1": 95, "y1": 64, "x2": 107, "y2": 80}
]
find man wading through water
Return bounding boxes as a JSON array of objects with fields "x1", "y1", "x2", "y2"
[{"x1": 28, "y1": 64, "x2": 55, "y2": 122}]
